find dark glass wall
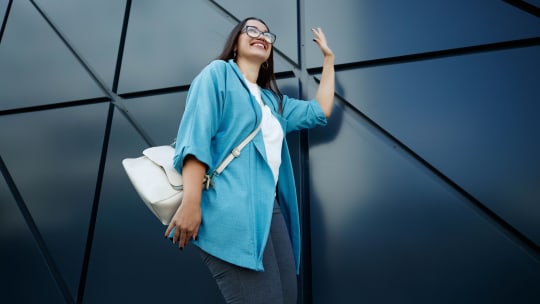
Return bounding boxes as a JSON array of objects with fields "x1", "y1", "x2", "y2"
[{"x1": 1, "y1": 1, "x2": 539, "y2": 303}]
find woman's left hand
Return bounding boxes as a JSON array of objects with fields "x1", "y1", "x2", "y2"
[
  {"x1": 311, "y1": 27, "x2": 335, "y2": 117},
  {"x1": 312, "y1": 27, "x2": 334, "y2": 58}
]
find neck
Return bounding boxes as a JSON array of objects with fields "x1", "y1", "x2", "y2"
[{"x1": 236, "y1": 58, "x2": 260, "y2": 83}]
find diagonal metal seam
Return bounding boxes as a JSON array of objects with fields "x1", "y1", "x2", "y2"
[
  {"x1": 304, "y1": 36, "x2": 540, "y2": 259},
  {"x1": 29, "y1": 0, "x2": 155, "y2": 301},
  {"x1": 119, "y1": 84, "x2": 191, "y2": 100},
  {"x1": 28, "y1": 0, "x2": 114, "y2": 100},
  {"x1": 502, "y1": 0, "x2": 540, "y2": 18},
  {"x1": 0, "y1": 0, "x2": 13, "y2": 46},
  {"x1": 306, "y1": 36, "x2": 540, "y2": 75},
  {"x1": 76, "y1": 103, "x2": 115, "y2": 304},
  {"x1": 29, "y1": 0, "x2": 155, "y2": 147},
  {"x1": 112, "y1": 0, "x2": 131, "y2": 94},
  {"x1": 26, "y1": 1, "x2": 153, "y2": 302},
  {"x1": 0, "y1": 96, "x2": 111, "y2": 116},
  {"x1": 117, "y1": 70, "x2": 294, "y2": 100},
  {"x1": 324, "y1": 82, "x2": 540, "y2": 262},
  {"x1": 16, "y1": 3, "x2": 537, "y2": 304},
  {"x1": 0, "y1": 73, "x2": 298, "y2": 117},
  {"x1": 206, "y1": 0, "x2": 300, "y2": 69},
  {"x1": 77, "y1": 1, "x2": 128, "y2": 300},
  {"x1": 0, "y1": 155, "x2": 75, "y2": 304}
]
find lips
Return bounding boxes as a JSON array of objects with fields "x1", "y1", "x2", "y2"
[{"x1": 250, "y1": 40, "x2": 267, "y2": 50}]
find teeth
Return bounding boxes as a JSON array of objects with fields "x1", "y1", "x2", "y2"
[{"x1": 253, "y1": 43, "x2": 265, "y2": 48}]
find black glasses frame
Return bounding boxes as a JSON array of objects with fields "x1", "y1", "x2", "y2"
[{"x1": 241, "y1": 26, "x2": 276, "y2": 44}]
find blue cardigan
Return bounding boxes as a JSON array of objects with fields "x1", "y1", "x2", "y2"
[{"x1": 173, "y1": 59, "x2": 327, "y2": 272}]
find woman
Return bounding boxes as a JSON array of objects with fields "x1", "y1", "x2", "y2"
[{"x1": 165, "y1": 17, "x2": 334, "y2": 303}]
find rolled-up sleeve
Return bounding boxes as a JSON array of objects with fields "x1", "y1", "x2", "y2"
[{"x1": 282, "y1": 96, "x2": 327, "y2": 133}]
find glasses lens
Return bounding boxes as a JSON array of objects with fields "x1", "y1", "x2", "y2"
[
  {"x1": 262, "y1": 33, "x2": 276, "y2": 44},
  {"x1": 246, "y1": 27, "x2": 260, "y2": 38}
]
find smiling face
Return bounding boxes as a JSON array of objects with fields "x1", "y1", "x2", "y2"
[{"x1": 235, "y1": 19, "x2": 272, "y2": 64}]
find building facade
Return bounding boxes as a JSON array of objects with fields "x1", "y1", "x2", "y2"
[{"x1": 1, "y1": 0, "x2": 539, "y2": 303}]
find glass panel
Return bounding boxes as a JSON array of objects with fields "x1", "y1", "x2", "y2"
[
  {"x1": 278, "y1": 77, "x2": 300, "y2": 99},
  {"x1": 83, "y1": 105, "x2": 223, "y2": 303},
  {"x1": 308, "y1": 102, "x2": 540, "y2": 303},
  {"x1": 34, "y1": 0, "x2": 126, "y2": 89},
  {"x1": 121, "y1": 92, "x2": 187, "y2": 145},
  {"x1": 329, "y1": 45, "x2": 540, "y2": 246},
  {"x1": 274, "y1": 51, "x2": 294, "y2": 73},
  {"x1": 214, "y1": 0, "x2": 298, "y2": 65},
  {"x1": 0, "y1": 0, "x2": 105, "y2": 111},
  {"x1": 118, "y1": 0, "x2": 237, "y2": 94},
  {"x1": 304, "y1": 0, "x2": 540, "y2": 68},
  {"x1": 0, "y1": 103, "x2": 110, "y2": 298},
  {"x1": 0, "y1": 178, "x2": 66, "y2": 303}
]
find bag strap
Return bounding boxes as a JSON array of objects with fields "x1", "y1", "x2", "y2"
[{"x1": 204, "y1": 121, "x2": 262, "y2": 189}]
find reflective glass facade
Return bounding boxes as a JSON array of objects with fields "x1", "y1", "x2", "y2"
[{"x1": 1, "y1": 1, "x2": 539, "y2": 303}]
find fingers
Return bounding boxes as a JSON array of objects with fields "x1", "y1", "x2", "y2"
[
  {"x1": 179, "y1": 230, "x2": 190, "y2": 249},
  {"x1": 164, "y1": 203, "x2": 201, "y2": 250},
  {"x1": 179, "y1": 227, "x2": 199, "y2": 249},
  {"x1": 311, "y1": 27, "x2": 325, "y2": 41},
  {"x1": 311, "y1": 27, "x2": 328, "y2": 49},
  {"x1": 311, "y1": 26, "x2": 333, "y2": 57},
  {"x1": 311, "y1": 28, "x2": 320, "y2": 44},
  {"x1": 192, "y1": 226, "x2": 199, "y2": 241},
  {"x1": 167, "y1": 224, "x2": 196, "y2": 250},
  {"x1": 172, "y1": 226, "x2": 180, "y2": 244},
  {"x1": 164, "y1": 224, "x2": 172, "y2": 239}
]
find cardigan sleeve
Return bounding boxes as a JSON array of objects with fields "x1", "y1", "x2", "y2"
[
  {"x1": 281, "y1": 95, "x2": 327, "y2": 133},
  {"x1": 173, "y1": 60, "x2": 226, "y2": 173}
]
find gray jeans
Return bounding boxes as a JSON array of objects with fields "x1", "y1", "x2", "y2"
[{"x1": 198, "y1": 200, "x2": 297, "y2": 304}]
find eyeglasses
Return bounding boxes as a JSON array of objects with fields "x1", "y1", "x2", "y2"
[{"x1": 241, "y1": 26, "x2": 276, "y2": 44}]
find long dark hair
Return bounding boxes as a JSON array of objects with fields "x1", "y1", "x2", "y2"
[{"x1": 217, "y1": 17, "x2": 283, "y2": 113}]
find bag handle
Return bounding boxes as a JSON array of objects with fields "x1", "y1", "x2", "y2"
[{"x1": 204, "y1": 121, "x2": 262, "y2": 189}]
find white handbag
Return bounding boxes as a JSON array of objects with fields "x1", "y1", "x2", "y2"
[{"x1": 122, "y1": 123, "x2": 261, "y2": 225}]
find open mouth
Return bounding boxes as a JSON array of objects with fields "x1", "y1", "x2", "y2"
[{"x1": 251, "y1": 41, "x2": 267, "y2": 50}]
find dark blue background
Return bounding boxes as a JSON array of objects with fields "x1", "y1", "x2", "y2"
[{"x1": 1, "y1": 0, "x2": 539, "y2": 303}]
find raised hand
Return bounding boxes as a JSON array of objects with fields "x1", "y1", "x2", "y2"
[{"x1": 312, "y1": 27, "x2": 334, "y2": 58}]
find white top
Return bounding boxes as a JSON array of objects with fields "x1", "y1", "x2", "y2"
[{"x1": 244, "y1": 77, "x2": 283, "y2": 185}]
